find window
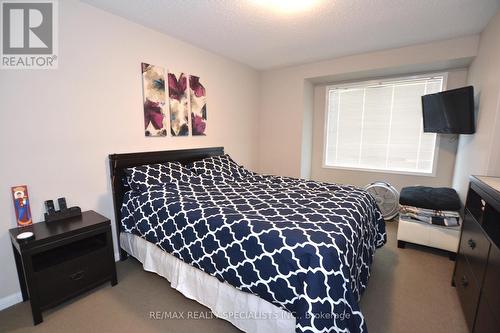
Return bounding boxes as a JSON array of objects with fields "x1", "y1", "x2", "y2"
[{"x1": 324, "y1": 74, "x2": 445, "y2": 175}]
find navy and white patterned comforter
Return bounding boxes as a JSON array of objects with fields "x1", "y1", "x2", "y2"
[{"x1": 121, "y1": 174, "x2": 386, "y2": 333}]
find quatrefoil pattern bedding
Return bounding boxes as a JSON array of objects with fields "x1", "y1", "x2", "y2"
[
  {"x1": 188, "y1": 154, "x2": 254, "y2": 180},
  {"x1": 121, "y1": 163, "x2": 386, "y2": 333},
  {"x1": 125, "y1": 162, "x2": 197, "y2": 191}
]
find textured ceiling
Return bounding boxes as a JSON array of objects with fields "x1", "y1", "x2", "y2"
[{"x1": 82, "y1": 0, "x2": 500, "y2": 70}]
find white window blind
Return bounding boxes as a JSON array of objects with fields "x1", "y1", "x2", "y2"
[{"x1": 324, "y1": 75, "x2": 444, "y2": 174}]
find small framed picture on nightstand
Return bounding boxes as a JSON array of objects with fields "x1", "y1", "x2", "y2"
[{"x1": 11, "y1": 185, "x2": 32, "y2": 227}]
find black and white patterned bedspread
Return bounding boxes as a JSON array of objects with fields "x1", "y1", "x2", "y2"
[{"x1": 121, "y1": 174, "x2": 386, "y2": 333}]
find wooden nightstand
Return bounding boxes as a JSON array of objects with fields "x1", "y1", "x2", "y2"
[{"x1": 9, "y1": 210, "x2": 118, "y2": 325}]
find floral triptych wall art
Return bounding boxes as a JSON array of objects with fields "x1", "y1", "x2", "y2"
[{"x1": 141, "y1": 63, "x2": 207, "y2": 137}]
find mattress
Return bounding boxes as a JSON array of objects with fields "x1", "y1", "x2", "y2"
[
  {"x1": 121, "y1": 232, "x2": 296, "y2": 333},
  {"x1": 121, "y1": 174, "x2": 386, "y2": 332}
]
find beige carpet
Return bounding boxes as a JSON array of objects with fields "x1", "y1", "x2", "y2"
[{"x1": 0, "y1": 221, "x2": 467, "y2": 333}]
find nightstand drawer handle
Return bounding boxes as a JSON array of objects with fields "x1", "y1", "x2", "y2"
[
  {"x1": 468, "y1": 239, "x2": 476, "y2": 249},
  {"x1": 70, "y1": 270, "x2": 85, "y2": 281},
  {"x1": 461, "y1": 275, "x2": 469, "y2": 288}
]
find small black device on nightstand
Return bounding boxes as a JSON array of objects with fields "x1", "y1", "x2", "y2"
[
  {"x1": 9, "y1": 211, "x2": 118, "y2": 325},
  {"x1": 44, "y1": 200, "x2": 56, "y2": 214},
  {"x1": 57, "y1": 197, "x2": 68, "y2": 211}
]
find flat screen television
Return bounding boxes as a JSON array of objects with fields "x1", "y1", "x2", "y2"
[{"x1": 422, "y1": 86, "x2": 475, "y2": 134}]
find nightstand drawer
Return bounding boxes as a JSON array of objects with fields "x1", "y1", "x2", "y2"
[
  {"x1": 481, "y1": 245, "x2": 500, "y2": 317},
  {"x1": 474, "y1": 296, "x2": 499, "y2": 333},
  {"x1": 455, "y1": 254, "x2": 481, "y2": 330},
  {"x1": 460, "y1": 211, "x2": 490, "y2": 285},
  {"x1": 35, "y1": 247, "x2": 111, "y2": 308}
]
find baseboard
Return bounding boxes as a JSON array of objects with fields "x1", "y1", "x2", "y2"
[{"x1": 0, "y1": 292, "x2": 22, "y2": 311}]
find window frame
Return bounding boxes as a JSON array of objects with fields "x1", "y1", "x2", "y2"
[{"x1": 322, "y1": 72, "x2": 448, "y2": 177}]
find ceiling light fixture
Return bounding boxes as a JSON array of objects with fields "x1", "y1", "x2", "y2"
[{"x1": 251, "y1": 0, "x2": 320, "y2": 15}]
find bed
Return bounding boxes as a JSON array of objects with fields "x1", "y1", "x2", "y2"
[{"x1": 109, "y1": 147, "x2": 386, "y2": 333}]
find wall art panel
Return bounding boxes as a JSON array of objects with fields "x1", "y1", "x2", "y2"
[
  {"x1": 168, "y1": 72, "x2": 190, "y2": 136},
  {"x1": 189, "y1": 75, "x2": 207, "y2": 135},
  {"x1": 142, "y1": 63, "x2": 167, "y2": 136}
]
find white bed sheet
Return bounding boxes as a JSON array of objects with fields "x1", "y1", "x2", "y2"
[{"x1": 120, "y1": 232, "x2": 296, "y2": 333}]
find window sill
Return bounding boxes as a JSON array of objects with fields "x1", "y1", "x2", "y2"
[{"x1": 321, "y1": 164, "x2": 437, "y2": 177}]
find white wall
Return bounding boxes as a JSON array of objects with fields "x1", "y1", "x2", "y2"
[
  {"x1": 310, "y1": 69, "x2": 468, "y2": 191},
  {"x1": 0, "y1": 0, "x2": 260, "y2": 304},
  {"x1": 453, "y1": 11, "x2": 500, "y2": 201},
  {"x1": 300, "y1": 81, "x2": 314, "y2": 179},
  {"x1": 258, "y1": 36, "x2": 479, "y2": 178}
]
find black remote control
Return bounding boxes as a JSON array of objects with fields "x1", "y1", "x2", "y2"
[
  {"x1": 58, "y1": 197, "x2": 68, "y2": 211},
  {"x1": 45, "y1": 200, "x2": 56, "y2": 214}
]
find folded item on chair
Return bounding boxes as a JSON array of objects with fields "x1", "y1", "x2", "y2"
[
  {"x1": 399, "y1": 186, "x2": 461, "y2": 211},
  {"x1": 400, "y1": 205, "x2": 460, "y2": 227}
]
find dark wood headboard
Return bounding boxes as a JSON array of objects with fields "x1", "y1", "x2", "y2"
[{"x1": 108, "y1": 147, "x2": 224, "y2": 260}]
